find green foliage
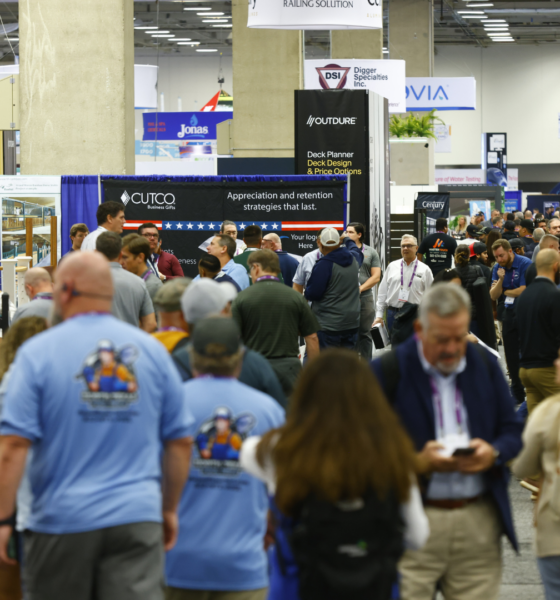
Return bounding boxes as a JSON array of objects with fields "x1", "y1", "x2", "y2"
[{"x1": 389, "y1": 109, "x2": 445, "y2": 140}]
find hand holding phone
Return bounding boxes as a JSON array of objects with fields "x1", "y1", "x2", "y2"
[{"x1": 452, "y1": 447, "x2": 476, "y2": 457}]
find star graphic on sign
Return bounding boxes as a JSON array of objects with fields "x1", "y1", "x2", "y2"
[
  {"x1": 198, "y1": 223, "x2": 204, "y2": 229},
  {"x1": 272, "y1": 223, "x2": 279, "y2": 230},
  {"x1": 187, "y1": 223, "x2": 193, "y2": 229},
  {"x1": 208, "y1": 223, "x2": 215, "y2": 230},
  {"x1": 239, "y1": 223, "x2": 246, "y2": 230},
  {"x1": 165, "y1": 223, "x2": 172, "y2": 229},
  {"x1": 261, "y1": 223, "x2": 268, "y2": 230},
  {"x1": 176, "y1": 223, "x2": 183, "y2": 230}
]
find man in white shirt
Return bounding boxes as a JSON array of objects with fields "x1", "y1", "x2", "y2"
[
  {"x1": 373, "y1": 234, "x2": 433, "y2": 332},
  {"x1": 81, "y1": 201, "x2": 126, "y2": 252}
]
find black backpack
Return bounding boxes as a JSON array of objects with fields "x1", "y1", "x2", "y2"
[{"x1": 287, "y1": 492, "x2": 404, "y2": 600}]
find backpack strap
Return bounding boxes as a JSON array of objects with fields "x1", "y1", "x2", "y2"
[{"x1": 379, "y1": 350, "x2": 400, "y2": 404}]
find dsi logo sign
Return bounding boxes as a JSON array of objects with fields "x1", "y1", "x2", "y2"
[
  {"x1": 316, "y1": 64, "x2": 350, "y2": 90},
  {"x1": 405, "y1": 77, "x2": 476, "y2": 111}
]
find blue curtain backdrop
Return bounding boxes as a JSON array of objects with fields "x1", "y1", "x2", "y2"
[
  {"x1": 60, "y1": 175, "x2": 348, "y2": 254},
  {"x1": 61, "y1": 176, "x2": 99, "y2": 255}
]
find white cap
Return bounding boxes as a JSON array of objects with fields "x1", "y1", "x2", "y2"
[
  {"x1": 181, "y1": 278, "x2": 236, "y2": 324},
  {"x1": 320, "y1": 227, "x2": 340, "y2": 247}
]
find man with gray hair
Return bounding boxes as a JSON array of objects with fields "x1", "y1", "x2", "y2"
[
  {"x1": 11, "y1": 267, "x2": 54, "y2": 325},
  {"x1": 371, "y1": 284, "x2": 522, "y2": 600},
  {"x1": 532, "y1": 219, "x2": 560, "y2": 263},
  {"x1": 374, "y1": 234, "x2": 433, "y2": 332}
]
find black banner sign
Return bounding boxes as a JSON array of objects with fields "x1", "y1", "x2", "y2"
[
  {"x1": 103, "y1": 179, "x2": 346, "y2": 278},
  {"x1": 295, "y1": 89, "x2": 369, "y2": 228},
  {"x1": 415, "y1": 192, "x2": 450, "y2": 238}
]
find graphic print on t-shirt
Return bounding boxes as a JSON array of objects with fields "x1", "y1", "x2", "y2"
[
  {"x1": 77, "y1": 340, "x2": 139, "y2": 411},
  {"x1": 194, "y1": 406, "x2": 256, "y2": 476}
]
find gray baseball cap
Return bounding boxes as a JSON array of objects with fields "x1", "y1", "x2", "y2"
[
  {"x1": 153, "y1": 278, "x2": 192, "y2": 312},
  {"x1": 191, "y1": 317, "x2": 241, "y2": 358},
  {"x1": 181, "y1": 278, "x2": 232, "y2": 324}
]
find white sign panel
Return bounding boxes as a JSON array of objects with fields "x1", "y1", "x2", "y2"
[
  {"x1": 135, "y1": 65, "x2": 158, "y2": 110},
  {"x1": 435, "y1": 169, "x2": 486, "y2": 185},
  {"x1": 248, "y1": 0, "x2": 382, "y2": 30},
  {"x1": 434, "y1": 125, "x2": 451, "y2": 154},
  {"x1": 304, "y1": 59, "x2": 406, "y2": 113},
  {"x1": 507, "y1": 168, "x2": 518, "y2": 191},
  {"x1": 406, "y1": 77, "x2": 476, "y2": 111},
  {"x1": 0, "y1": 176, "x2": 61, "y2": 194}
]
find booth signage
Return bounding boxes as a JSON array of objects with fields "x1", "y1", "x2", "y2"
[
  {"x1": 103, "y1": 179, "x2": 346, "y2": 278},
  {"x1": 142, "y1": 112, "x2": 233, "y2": 141},
  {"x1": 416, "y1": 192, "x2": 450, "y2": 237},
  {"x1": 295, "y1": 89, "x2": 368, "y2": 227},
  {"x1": 435, "y1": 169, "x2": 486, "y2": 185},
  {"x1": 405, "y1": 77, "x2": 476, "y2": 111},
  {"x1": 247, "y1": 0, "x2": 382, "y2": 30},
  {"x1": 304, "y1": 59, "x2": 406, "y2": 113}
]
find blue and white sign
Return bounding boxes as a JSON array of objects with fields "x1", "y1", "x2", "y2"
[
  {"x1": 405, "y1": 77, "x2": 476, "y2": 111},
  {"x1": 143, "y1": 112, "x2": 233, "y2": 141}
]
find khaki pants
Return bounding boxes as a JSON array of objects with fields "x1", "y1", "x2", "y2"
[
  {"x1": 399, "y1": 497, "x2": 502, "y2": 600},
  {"x1": 519, "y1": 366, "x2": 560, "y2": 415},
  {"x1": 166, "y1": 589, "x2": 267, "y2": 600}
]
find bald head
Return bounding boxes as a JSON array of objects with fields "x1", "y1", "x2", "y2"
[
  {"x1": 24, "y1": 267, "x2": 53, "y2": 300},
  {"x1": 54, "y1": 252, "x2": 113, "y2": 320},
  {"x1": 533, "y1": 228, "x2": 545, "y2": 243},
  {"x1": 262, "y1": 233, "x2": 281, "y2": 251},
  {"x1": 539, "y1": 234, "x2": 560, "y2": 252},
  {"x1": 536, "y1": 248, "x2": 560, "y2": 277}
]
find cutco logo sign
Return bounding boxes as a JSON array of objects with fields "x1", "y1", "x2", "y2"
[
  {"x1": 316, "y1": 64, "x2": 350, "y2": 90},
  {"x1": 177, "y1": 114, "x2": 209, "y2": 139},
  {"x1": 421, "y1": 201, "x2": 446, "y2": 210},
  {"x1": 306, "y1": 116, "x2": 357, "y2": 127},
  {"x1": 121, "y1": 191, "x2": 176, "y2": 209}
]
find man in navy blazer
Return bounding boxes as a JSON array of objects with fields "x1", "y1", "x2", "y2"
[{"x1": 371, "y1": 283, "x2": 522, "y2": 600}]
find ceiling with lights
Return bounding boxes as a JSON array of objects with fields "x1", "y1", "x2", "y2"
[{"x1": 0, "y1": 0, "x2": 557, "y2": 63}]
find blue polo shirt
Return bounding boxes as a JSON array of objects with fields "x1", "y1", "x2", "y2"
[
  {"x1": 0, "y1": 314, "x2": 194, "y2": 535},
  {"x1": 491, "y1": 253, "x2": 531, "y2": 309},
  {"x1": 165, "y1": 377, "x2": 285, "y2": 591},
  {"x1": 193, "y1": 259, "x2": 250, "y2": 291}
]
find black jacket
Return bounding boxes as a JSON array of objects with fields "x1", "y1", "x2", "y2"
[
  {"x1": 502, "y1": 231, "x2": 519, "y2": 241},
  {"x1": 455, "y1": 263, "x2": 485, "y2": 319}
]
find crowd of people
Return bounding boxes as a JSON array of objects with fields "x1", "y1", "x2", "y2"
[{"x1": 0, "y1": 200, "x2": 560, "y2": 600}]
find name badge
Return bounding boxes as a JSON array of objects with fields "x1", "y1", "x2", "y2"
[
  {"x1": 398, "y1": 288, "x2": 410, "y2": 303},
  {"x1": 505, "y1": 296, "x2": 515, "y2": 306}
]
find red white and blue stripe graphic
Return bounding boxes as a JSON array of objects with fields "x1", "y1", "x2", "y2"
[
  {"x1": 123, "y1": 220, "x2": 163, "y2": 230},
  {"x1": 126, "y1": 221, "x2": 345, "y2": 232}
]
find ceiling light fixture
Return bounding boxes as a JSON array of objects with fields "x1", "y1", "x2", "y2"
[
  {"x1": 150, "y1": 30, "x2": 170, "y2": 33},
  {"x1": 382, "y1": 50, "x2": 389, "y2": 54},
  {"x1": 212, "y1": 24, "x2": 232, "y2": 27},
  {"x1": 177, "y1": 41, "x2": 200, "y2": 45},
  {"x1": 466, "y1": 3, "x2": 493, "y2": 6},
  {"x1": 202, "y1": 19, "x2": 227, "y2": 22},
  {"x1": 184, "y1": 6, "x2": 212, "y2": 9},
  {"x1": 458, "y1": 10, "x2": 484, "y2": 14},
  {"x1": 485, "y1": 19, "x2": 506, "y2": 22},
  {"x1": 174, "y1": 38, "x2": 192, "y2": 41},
  {"x1": 5, "y1": 37, "x2": 18, "y2": 41},
  {"x1": 487, "y1": 32, "x2": 511, "y2": 36},
  {"x1": 135, "y1": 26, "x2": 159, "y2": 30},
  {"x1": 493, "y1": 39, "x2": 514, "y2": 42},
  {"x1": 196, "y1": 49, "x2": 218, "y2": 52},
  {"x1": 462, "y1": 15, "x2": 487, "y2": 19},
  {"x1": 152, "y1": 34, "x2": 175, "y2": 37},
  {"x1": 198, "y1": 11, "x2": 224, "y2": 15}
]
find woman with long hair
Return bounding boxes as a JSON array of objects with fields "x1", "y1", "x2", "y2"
[
  {"x1": 486, "y1": 230, "x2": 502, "y2": 268},
  {"x1": 241, "y1": 350, "x2": 428, "y2": 600},
  {"x1": 0, "y1": 317, "x2": 48, "y2": 600},
  {"x1": 453, "y1": 246, "x2": 485, "y2": 337},
  {"x1": 453, "y1": 216, "x2": 468, "y2": 240}
]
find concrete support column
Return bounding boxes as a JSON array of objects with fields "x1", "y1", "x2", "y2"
[
  {"x1": 232, "y1": 0, "x2": 300, "y2": 158},
  {"x1": 389, "y1": 0, "x2": 434, "y2": 76},
  {"x1": 331, "y1": 30, "x2": 383, "y2": 60},
  {"x1": 19, "y1": 0, "x2": 135, "y2": 175}
]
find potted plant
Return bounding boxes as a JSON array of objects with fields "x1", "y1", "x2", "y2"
[{"x1": 389, "y1": 109, "x2": 445, "y2": 139}]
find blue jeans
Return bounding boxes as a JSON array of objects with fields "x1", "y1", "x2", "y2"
[
  {"x1": 317, "y1": 329, "x2": 358, "y2": 351},
  {"x1": 538, "y1": 556, "x2": 560, "y2": 600}
]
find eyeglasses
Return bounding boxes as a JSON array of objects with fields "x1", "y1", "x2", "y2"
[
  {"x1": 143, "y1": 233, "x2": 159, "y2": 239},
  {"x1": 401, "y1": 244, "x2": 416, "y2": 249}
]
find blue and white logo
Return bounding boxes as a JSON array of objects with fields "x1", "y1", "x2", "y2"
[
  {"x1": 143, "y1": 111, "x2": 233, "y2": 141},
  {"x1": 405, "y1": 77, "x2": 476, "y2": 111}
]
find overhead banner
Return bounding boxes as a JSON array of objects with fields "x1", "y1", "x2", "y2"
[
  {"x1": 304, "y1": 59, "x2": 406, "y2": 113},
  {"x1": 102, "y1": 179, "x2": 346, "y2": 278},
  {"x1": 295, "y1": 89, "x2": 368, "y2": 227},
  {"x1": 247, "y1": 0, "x2": 382, "y2": 30},
  {"x1": 435, "y1": 169, "x2": 486, "y2": 185},
  {"x1": 143, "y1": 112, "x2": 233, "y2": 141},
  {"x1": 406, "y1": 77, "x2": 476, "y2": 111}
]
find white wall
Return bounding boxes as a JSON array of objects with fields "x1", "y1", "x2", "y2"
[{"x1": 434, "y1": 45, "x2": 560, "y2": 167}]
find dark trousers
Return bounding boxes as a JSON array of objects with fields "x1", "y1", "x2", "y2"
[
  {"x1": 317, "y1": 329, "x2": 358, "y2": 351},
  {"x1": 268, "y1": 357, "x2": 302, "y2": 397},
  {"x1": 23, "y1": 522, "x2": 163, "y2": 600},
  {"x1": 386, "y1": 307, "x2": 400, "y2": 332},
  {"x1": 502, "y1": 309, "x2": 525, "y2": 405}
]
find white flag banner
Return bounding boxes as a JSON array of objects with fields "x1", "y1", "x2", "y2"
[
  {"x1": 248, "y1": 0, "x2": 382, "y2": 30},
  {"x1": 304, "y1": 59, "x2": 406, "y2": 113}
]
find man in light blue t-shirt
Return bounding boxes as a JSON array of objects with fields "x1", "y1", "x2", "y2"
[
  {"x1": 165, "y1": 317, "x2": 285, "y2": 600},
  {"x1": 0, "y1": 252, "x2": 195, "y2": 600}
]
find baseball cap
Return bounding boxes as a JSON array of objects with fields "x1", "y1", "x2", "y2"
[
  {"x1": 473, "y1": 242, "x2": 487, "y2": 255},
  {"x1": 466, "y1": 224, "x2": 482, "y2": 237},
  {"x1": 520, "y1": 219, "x2": 534, "y2": 233},
  {"x1": 320, "y1": 227, "x2": 340, "y2": 247},
  {"x1": 509, "y1": 238, "x2": 524, "y2": 250},
  {"x1": 191, "y1": 317, "x2": 241, "y2": 358},
  {"x1": 181, "y1": 278, "x2": 231, "y2": 324},
  {"x1": 153, "y1": 277, "x2": 192, "y2": 312},
  {"x1": 479, "y1": 227, "x2": 492, "y2": 235},
  {"x1": 476, "y1": 211, "x2": 485, "y2": 217}
]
